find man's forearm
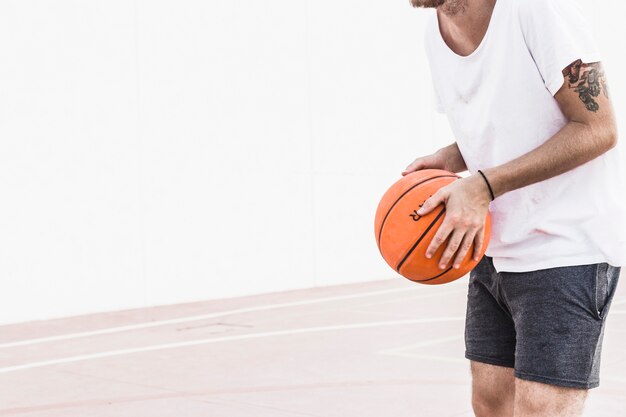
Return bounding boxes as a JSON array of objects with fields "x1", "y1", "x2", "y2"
[
  {"x1": 482, "y1": 121, "x2": 617, "y2": 199},
  {"x1": 437, "y1": 142, "x2": 468, "y2": 173}
]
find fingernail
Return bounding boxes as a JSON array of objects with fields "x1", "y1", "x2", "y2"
[
  {"x1": 426, "y1": 253, "x2": 432, "y2": 259},
  {"x1": 454, "y1": 263, "x2": 460, "y2": 269},
  {"x1": 439, "y1": 263, "x2": 446, "y2": 269},
  {"x1": 474, "y1": 256, "x2": 480, "y2": 261},
  {"x1": 417, "y1": 209, "x2": 425, "y2": 215}
]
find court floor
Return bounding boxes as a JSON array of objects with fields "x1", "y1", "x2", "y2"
[{"x1": 1, "y1": 277, "x2": 625, "y2": 417}]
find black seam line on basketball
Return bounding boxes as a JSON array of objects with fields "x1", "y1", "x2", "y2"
[
  {"x1": 377, "y1": 175, "x2": 457, "y2": 254},
  {"x1": 395, "y1": 207, "x2": 446, "y2": 273},
  {"x1": 416, "y1": 266, "x2": 455, "y2": 283}
]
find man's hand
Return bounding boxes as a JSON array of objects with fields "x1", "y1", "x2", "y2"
[
  {"x1": 402, "y1": 142, "x2": 468, "y2": 176},
  {"x1": 416, "y1": 174, "x2": 492, "y2": 269},
  {"x1": 402, "y1": 154, "x2": 443, "y2": 176}
]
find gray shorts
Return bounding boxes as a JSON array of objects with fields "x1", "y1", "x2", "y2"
[{"x1": 465, "y1": 256, "x2": 621, "y2": 389}]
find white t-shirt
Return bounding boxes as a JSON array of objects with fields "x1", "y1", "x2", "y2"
[{"x1": 424, "y1": 0, "x2": 626, "y2": 272}]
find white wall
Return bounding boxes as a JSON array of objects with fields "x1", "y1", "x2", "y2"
[
  {"x1": 0, "y1": 1, "x2": 623, "y2": 326},
  {"x1": 0, "y1": 1, "x2": 435, "y2": 325}
]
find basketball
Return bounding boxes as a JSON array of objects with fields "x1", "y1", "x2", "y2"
[{"x1": 374, "y1": 169, "x2": 492, "y2": 285}]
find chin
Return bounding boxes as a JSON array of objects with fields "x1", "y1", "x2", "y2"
[{"x1": 410, "y1": 0, "x2": 446, "y2": 8}]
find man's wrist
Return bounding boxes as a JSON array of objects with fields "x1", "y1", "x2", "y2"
[
  {"x1": 436, "y1": 144, "x2": 466, "y2": 173},
  {"x1": 477, "y1": 170, "x2": 495, "y2": 201},
  {"x1": 480, "y1": 167, "x2": 507, "y2": 200}
]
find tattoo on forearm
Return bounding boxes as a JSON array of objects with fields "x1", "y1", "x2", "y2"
[{"x1": 562, "y1": 59, "x2": 609, "y2": 113}]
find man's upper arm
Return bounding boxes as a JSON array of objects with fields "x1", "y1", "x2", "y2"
[
  {"x1": 554, "y1": 60, "x2": 616, "y2": 136},
  {"x1": 519, "y1": 0, "x2": 601, "y2": 96}
]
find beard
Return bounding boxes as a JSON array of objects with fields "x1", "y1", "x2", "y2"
[
  {"x1": 410, "y1": 0, "x2": 446, "y2": 8},
  {"x1": 410, "y1": 0, "x2": 467, "y2": 15}
]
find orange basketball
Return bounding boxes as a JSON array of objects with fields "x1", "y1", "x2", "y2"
[{"x1": 374, "y1": 169, "x2": 492, "y2": 285}]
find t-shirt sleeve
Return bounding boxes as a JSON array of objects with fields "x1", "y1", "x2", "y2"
[{"x1": 518, "y1": 0, "x2": 601, "y2": 96}]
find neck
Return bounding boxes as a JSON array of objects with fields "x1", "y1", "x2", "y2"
[{"x1": 437, "y1": 0, "x2": 496, "y2": 50}]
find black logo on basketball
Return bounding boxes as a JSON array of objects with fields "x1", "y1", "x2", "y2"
[{"x1": 409, "y1": 203, "x2": 426, "y2": 222}]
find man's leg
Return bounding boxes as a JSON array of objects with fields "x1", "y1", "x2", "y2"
[
  {"x1": 500, "y1": 263, "x2": 621, "y2": 416},
  {"x1": 470, "y1": 361, "x2": 515, "y2": 417},
  {"x1": 514, "y1": 378, "x2": 587, "y2": 417},
  {"x1": 465, "y1": 256, "x2": 517, "y2": 416}
]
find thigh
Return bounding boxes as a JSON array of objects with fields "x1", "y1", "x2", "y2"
[
  {"x1": 514, "y1": 378, "x2": 587, "y2": 417},
  {"x1": 465, "y1": 256, "x2": 517, "y2": 368},
  {"x1": 502, "y1": 263, "x2": 621, "y2": 389},
  {"x1": 471, "y1": 360, "x2": 516, "y2": 401}
]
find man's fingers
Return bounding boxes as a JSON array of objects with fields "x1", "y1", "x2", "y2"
[
  {"x1": 401, "y1": 159, "x2": 425, "y2": 176},
  {"x1": 453, "y1": 230, "x2": 477, "y2": 268},
  {"x1": 473, "y1": 227, "x2": 485, "y2": 261},
  {"x1": 417, "y1": 191, "x2": 444, "y2": 216},
  {"x1": 425, "y1": 220, "x2": 453, "y2": 261},
  {"x1": 437, "y1": 229, "x2": 466, "y2": 270}
]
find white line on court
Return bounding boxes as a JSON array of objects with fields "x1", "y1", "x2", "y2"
[
  {"x1": 347, "y1": 288, "x2": 467, "y2": 309},
  {"x1": 379, "y1": 335, "x2": 463, "y2": 356},
  {"x1": 384, "y1": 353, "x2": 467, "y2": 364},
  {"x1": 0, "y1": 316, "x2": 464, "y2": 374},
  {"x1": 0, "y1": 286, "x2": 431, "y2": 349},
  {"x1": 378, "y1": 335, "x2": 466, "y2": 363}
]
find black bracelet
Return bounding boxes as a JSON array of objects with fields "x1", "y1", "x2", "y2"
[{"x1": 477, "y1": 170, "x2": 495, "y2": 201}]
